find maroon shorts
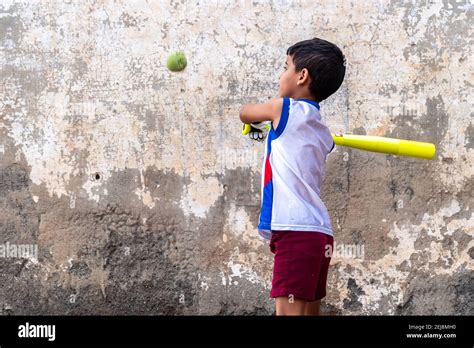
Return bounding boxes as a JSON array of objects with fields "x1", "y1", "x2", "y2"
[{"x1": 269, "y1": 230, "x2": 333, "y2": 302}]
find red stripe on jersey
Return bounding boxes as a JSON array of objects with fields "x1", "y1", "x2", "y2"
[{"x1": 264, "y1": 153, "x2": 272, "y2": 186}]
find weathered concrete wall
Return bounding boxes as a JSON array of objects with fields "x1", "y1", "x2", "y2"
[{"x1": 0, "y1": 0, "x2": 472, "y2": 315}]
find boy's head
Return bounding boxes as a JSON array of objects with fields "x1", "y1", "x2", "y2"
[{"x1": 278, "y1": 38, "x2": 346, "y2": 102}]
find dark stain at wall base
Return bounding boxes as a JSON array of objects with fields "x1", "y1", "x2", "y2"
[
  {"x1": 396, "y1": 270, "x2": 474, "y2": 315},
  {"x1": 0, "y1": 156, "x2": 274, "y2": 315},
  {"x1": 343, "y1": 278, "x2": 365, "y2": 311}
]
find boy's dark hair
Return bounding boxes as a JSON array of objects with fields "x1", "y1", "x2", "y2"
[{"x1": 287, "y1": 37, "x2": 346, "y2": 102}]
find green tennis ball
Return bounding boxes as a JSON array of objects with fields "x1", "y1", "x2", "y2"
[{"x1": 166, "y1": 51, "x2": 187, "y2": 72}]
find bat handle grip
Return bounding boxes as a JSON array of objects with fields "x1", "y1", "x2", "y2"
[{"x1": 242, "y1": 124, "x2": 251, "y2": 135}]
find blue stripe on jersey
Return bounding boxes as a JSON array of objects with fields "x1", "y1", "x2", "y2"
[
  {"x1": 258, "y1": 128, "x2": 275, "y2": 230},
  {"x1": 258, "y1": 179, "x2": 273, "y2": 230},
  {"x1": 258, "y1": 97, "x2": 290, "y2": 230},
  {"x1": 274, "y1": 97, "x2": 290, "y2": 138}
]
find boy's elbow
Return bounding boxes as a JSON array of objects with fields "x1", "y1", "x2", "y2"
[{"x1": 239, "y1": 106, "x2": 247, "y2": 123}]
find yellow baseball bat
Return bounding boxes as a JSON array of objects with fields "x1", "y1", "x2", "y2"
[{"x1": 242, "y1": 124, "x2": 436, "y2": 160}]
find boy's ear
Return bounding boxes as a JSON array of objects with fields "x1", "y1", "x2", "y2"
[{"x1": 297, "y1": 68, "x2": 311, "y2": 86}]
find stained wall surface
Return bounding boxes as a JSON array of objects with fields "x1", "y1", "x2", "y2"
[{"x1": 0, "y1": 0, "x2": 472, "y2": 315}]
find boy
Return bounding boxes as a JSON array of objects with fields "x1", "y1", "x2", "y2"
[{"x1": 239, "y1": 38, "x2": 346, "y2": 316}]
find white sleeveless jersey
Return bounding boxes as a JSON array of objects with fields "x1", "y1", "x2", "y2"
[{"x1": 258, "y1": 97, "x2": 335, "y2": 240}]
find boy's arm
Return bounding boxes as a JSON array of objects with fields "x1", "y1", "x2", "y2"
[{"x1": 239, "y1": 98, "x2": 283, "y2": 126}]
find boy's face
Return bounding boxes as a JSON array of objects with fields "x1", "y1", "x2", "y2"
[
  {"x1": 278, "y1": 55, "x2": 298, "y2": 98},
  {"x1": 278, "y1": 54, "x2": 311, "y2": 99}
]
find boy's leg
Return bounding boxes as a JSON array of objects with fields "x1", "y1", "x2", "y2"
[
  {"x1": 275, "y1": 296, "x2": 307, "y2": 315},
  {"x1": 304, "y1": 299, "x2": 321, "y2": 316},
  {"x1": 270, "y1": 231, "x2": 333, "y2": 316},
  {"x1": 303, "y1": 233, "x2": 333, "y2": 316}
]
